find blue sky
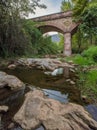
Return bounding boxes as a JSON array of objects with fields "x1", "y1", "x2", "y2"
[{"x1": 29, "y1": 0, "x2": 63, "y2": 18}]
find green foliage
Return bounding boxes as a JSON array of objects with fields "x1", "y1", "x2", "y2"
[
  {"x1": 73, "y1": 0, "x2": 89, "y2": 19},
  {"x1": 37, "y1": 36, "x2": 59, "y2": 55},
  {"x1": 61, "y1": 0, "x2": 73, "y2": 11},
  {"x1": 23, "y1": 20, "x2": 41, "y2": 55},
  {"x1": 86, "y1": 70, "x2": 97, "y2": 87},
  {"x1": 0, "y1": 0, "x2": 57, "y2": 57},
  {"x1": 0, "y1": 0, "x2": 46, "y2": 57},
  {"x1": 72, "y1": 29, "x2": 84, "y2": 53},
  {"x1": 0, "y1": 17, "x2": 29, "y2": 57},
  {"x1": 78, "y1": 70, "x2": 97, "y2": 97},
  {"x1": 23, "y1": 20, "x2": 59, "y2": 56},
  {"x1": 79, "y1": 3, "x2": 97, "y2": 44},
  {"x1": 82, "y1": 46, "x2": 97, "y2": 62},
  {"x1": 0, "y1": 0, "x2": 46, "y2": 17},
  {"x1": 72, "y1": 55, "x2": 94, "y2": 66},
  {"x1": 64, "y1": 46, "x2": 97, "y2": 98},
  {"x1": 57, "y1": 34, "x2": 64, "y2": 53},
  {"x1": 65, "y1": 46, "x2": 97, "y2": 66},
  {"x1": 72, "y1": 0, "x2": 97, "y2": 48}
]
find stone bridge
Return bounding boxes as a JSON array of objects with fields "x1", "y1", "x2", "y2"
[{"x1": 31, "y1": 11, "x2": 79, "y2": 56}]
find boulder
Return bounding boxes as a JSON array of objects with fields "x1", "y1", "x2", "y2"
[
  {"x1": 0, "y1": 71, "x2": 25, "y2": 90},
  {"x1": 14, "y1": 90, "x2": 97, "y2": 130}
]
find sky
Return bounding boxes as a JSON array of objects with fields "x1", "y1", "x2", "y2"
[
  {"x1": 29, "y1": 0, "x2": 63, "y2": 35},
  {"x1": 29, "y1": 0, "x2": 63, "y2": 18}
]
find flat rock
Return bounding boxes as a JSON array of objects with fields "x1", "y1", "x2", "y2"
[
  {"x1": 17, "y1": 58, "x2": 77, "y2": 71},
  {"x1": 0, "y1": 71, "x2": 25, "y2": 90},
  {"x1": 14, "y1": 90, "x2": 97, "y2": 130}
]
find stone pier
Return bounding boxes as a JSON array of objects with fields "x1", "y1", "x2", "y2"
[{"x1": 64, "y1": 33, "x2": 72, "y2": 56}]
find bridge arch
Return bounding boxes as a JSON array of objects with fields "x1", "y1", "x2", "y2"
[
  {"x1": 31, "y1": 11, "x2": 79, "y2": 56},
  {"x1": 38, "y1": 24, "x2": 64, "y2": 34}
]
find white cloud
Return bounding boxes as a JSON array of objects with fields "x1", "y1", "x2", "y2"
[{"x1": 29, "y1": 0, "x2": 62, "y2": 18}]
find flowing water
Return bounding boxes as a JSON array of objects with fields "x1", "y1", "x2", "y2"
[{"x1": 0, "y1": 67, "x2": 97, "y2": 130}]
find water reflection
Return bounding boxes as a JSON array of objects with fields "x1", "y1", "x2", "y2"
[
  {"x1": 2, "y1": 68, "x2": 81, "y2": 103},
  {"x1": 43, "y1": 89, "x2": 68, "y2": 103},
  {"x1": 86, "y1": 104, "x2": 97, "y2": 121},
  {"x1": 36, "y1": 126, "x2": 44, "y2": 130}
]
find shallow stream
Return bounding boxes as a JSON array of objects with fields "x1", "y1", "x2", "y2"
[{"x1": 0, "y1": 68, "x2": 97, "y2": 130}]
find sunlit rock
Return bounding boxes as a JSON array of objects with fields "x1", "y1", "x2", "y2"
[
  {"x1": 8, "y1": 64, "x2": 16, "y2": 69},
  {"x1": 0, "y1": 71, "x2": 25, "y2": 90},
  {"x1": 44, "y1": 71, "x2": 51, "y2": 75},
  {"x1": 14, "y1": 90, "x2": 97, "y2": 130},
  {"x1": 70, "y1": 80, "x2": 75, "y2": 85}
]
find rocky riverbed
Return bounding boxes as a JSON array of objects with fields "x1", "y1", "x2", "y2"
[{"x1": 0, "y1": 58, "x2": 97, "y2": 130}]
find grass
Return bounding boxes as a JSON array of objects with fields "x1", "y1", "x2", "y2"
[
  {"x1": 61, "y1": 46, "x2": 97, "y2": 66},
  {"x1": 77, "y1": 69, "x2": 97, "y2": 101},
  {"x1": 82, "y1": 46, "x2": 97, "y2": 63},
  {"x1": 63, "y1": 54, "x2": 95, "y2": 66}
]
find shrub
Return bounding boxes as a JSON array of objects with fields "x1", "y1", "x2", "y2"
[
  {"x1": 82, "y1": 46, "x2": 97, "y2": 62},
  {"x1": 78, "y1": 70, "x2": 97, "y2": 97},
  {"x1": 72, "y1": 55, "x2": 94, "y2": 66},
  {"x1": 23, "y1": 20, "x2": 59, "y2": 56}
]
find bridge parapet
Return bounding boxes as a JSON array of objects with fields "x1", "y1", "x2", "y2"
[{"x1": 31, "y1": 10, "x2": 72, "y2": 22}]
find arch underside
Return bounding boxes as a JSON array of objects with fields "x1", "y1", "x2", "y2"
[{"x1": 38, "y1": 25, "x2": 64, "y2": 34}]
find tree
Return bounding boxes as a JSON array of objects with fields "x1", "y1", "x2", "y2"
[
  {"x1": 79, "y1": 3, "x2": 97, "y2": 44},
  {"x1": 61, "y1": 0, "x2": 97, "y2": 52},
  {"x1": 73, "y1": 0, "x2": 89, "y2": 19},
  {"x1": 0, "y1": 0, "x2": 46, "y2": 57},
  {"x1": 73, "y1": 0, "x2": 97, "y2": 20},
  {"x1": 61, "y1": 0, "x2": 73, "y2": 11},
  {"x1": 23, "y1": 20, "x2": 59, "y2": 55}
]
